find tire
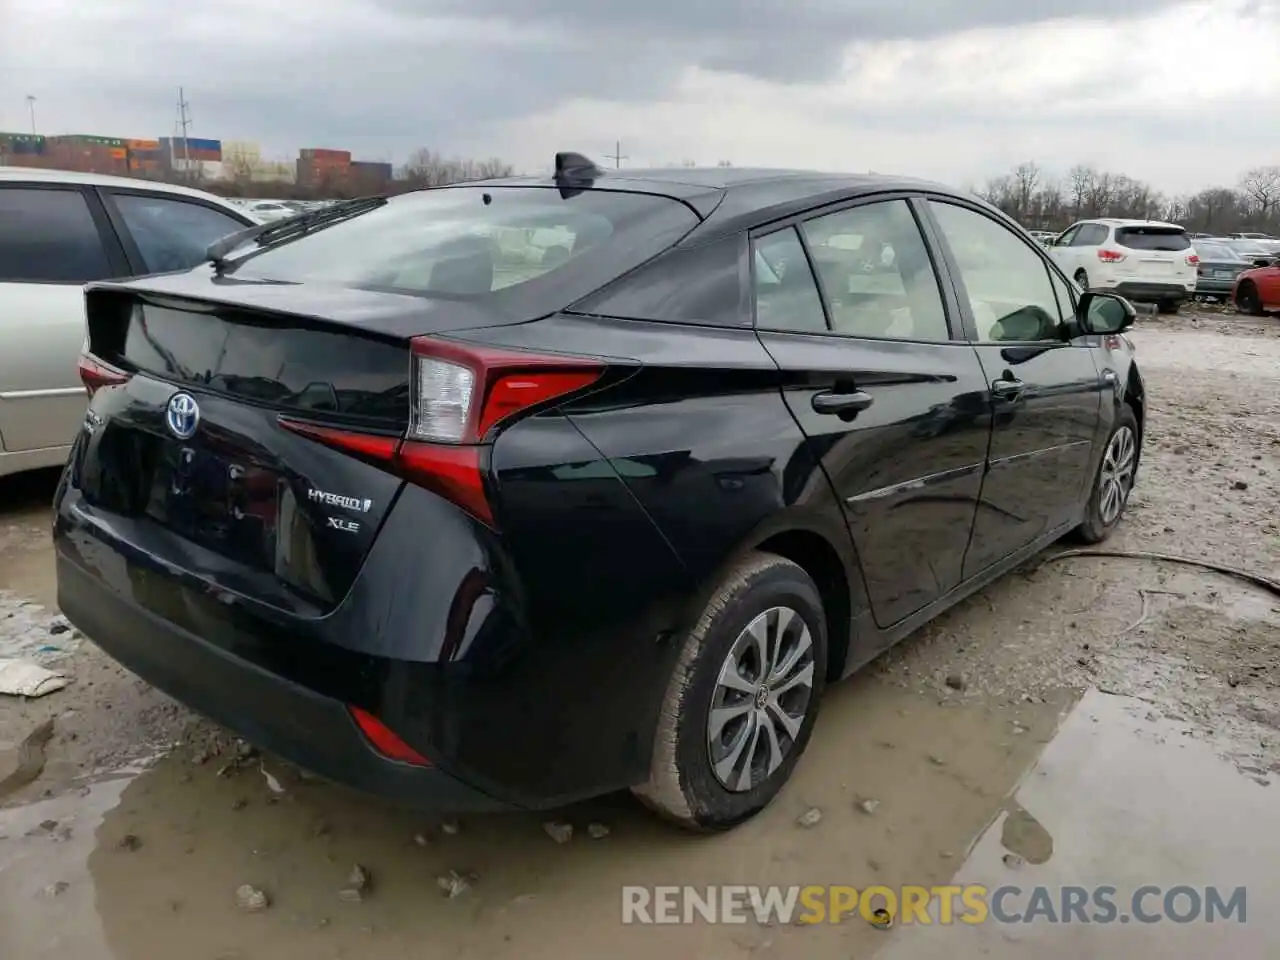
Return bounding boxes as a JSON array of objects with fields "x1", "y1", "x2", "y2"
[
  {"x1": 1157, "y1": 300, "x2": 1179, "y2": 315},
  {"x1": 633, "y1": 551, "x2": 828, "y2": 831},
  {"x1": 1074, "y1": 406, "x2": 1140, "y2": 544},
  {"x1": 1236, "y1": 281, "x2": 1264, "y2": 316},
  {"x1": 1074, "y1": 269, "x2": 1090, "y2": 291}
]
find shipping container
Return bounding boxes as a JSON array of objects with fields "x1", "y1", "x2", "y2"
[
  {"x1": 300, "y1": 147, "x2": 352, "y2": 162},
  {"x1": 51, "y1": 135, "x2": 124, "y2": 147},
  {"x1": 349, "y1": 160, "x2": 393, "y2": 181}
]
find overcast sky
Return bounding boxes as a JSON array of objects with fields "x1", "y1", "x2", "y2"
[{"x1": 1, "y1": 0, "x2": 1276, "y2": 193}]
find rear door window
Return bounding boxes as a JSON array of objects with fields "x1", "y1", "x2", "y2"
[
  {"x1": 1114, "y1": 227, "x2": 1191, "y2": 251},
  {"x1": 0, "y1": 186, "x2": 113, "y2": 283},
  {"x1": 109, "y1": 193, "x2": 249, "y2": 274},
  {"x1": 800, "y1": 199, "x2": 950, "y2": 341}
]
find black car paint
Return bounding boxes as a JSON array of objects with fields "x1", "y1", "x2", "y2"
[{"x1": 55, "y1": 170, "x2": 1144, "y2": 811}]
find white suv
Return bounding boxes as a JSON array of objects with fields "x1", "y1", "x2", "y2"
[
  {"x1": 1048, "y1": 218, "x2": 1197, "y2": 313},
  {"x1": 0, "y1": 167, "x2": 252, "y2": 477}
]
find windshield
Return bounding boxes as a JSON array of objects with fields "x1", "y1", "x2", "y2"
[
  {"x1": 1226, "y1": 239, "x2": 1268, "y2": 254},
  {"x1": 228, "y1": 185, "x2": 700, "y2": 314}
]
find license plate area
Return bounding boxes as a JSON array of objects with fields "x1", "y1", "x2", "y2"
[{"x1": 146, "y1": 441, "x2": 279, "y2": 568}]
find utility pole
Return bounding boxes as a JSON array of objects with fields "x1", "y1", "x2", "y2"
[
  {"x1": 25, "y1": 95, "x2": 36, "y2": 135},
  {"x1": 605, "y1": 140, "x2": 628, "y2": 169},
  {"x1": 174, "y1": 87, "x2": 192, "y2": 178}
]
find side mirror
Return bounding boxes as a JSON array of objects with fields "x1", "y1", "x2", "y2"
[{"x1": 1077, "y1": 291, "x2": 1137, "y2": 335}]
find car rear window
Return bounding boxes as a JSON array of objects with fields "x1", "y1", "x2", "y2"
[
  {"x1": 1114, "y1": 227, "x2": 1191, "y2": 251},
  {"x1": 1193, "y1": 241, "x2": 1238, "y2": 261},
  {"x1": 228, "y1": 186, "x2": 699, "y2": 317}
]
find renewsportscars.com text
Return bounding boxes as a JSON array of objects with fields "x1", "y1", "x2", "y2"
[{"x1": 621, "y1": 884, "x2": 1247, "y2": 926}]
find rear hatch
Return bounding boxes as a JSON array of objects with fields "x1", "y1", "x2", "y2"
[
  {"x1": 1113, "y1": 225, "x2": 1195, "y2": 281},
  {"x1": 73, "y1": 288, "x2": 422, "y2": 613},
  {"x1": 68, "y1": 184, "x2": 697, "y2": 614}
]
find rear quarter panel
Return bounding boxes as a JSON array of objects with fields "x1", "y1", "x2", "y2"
[{"x1": 465, "y1": 312, "x2": 868, "y2": 635}]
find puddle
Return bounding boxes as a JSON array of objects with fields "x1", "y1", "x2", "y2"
[
  {"x1": 878, "y1": 687, "x2": 1280, "y2": 959},
  {"x1": 0, "y1": 675, "x2": 1072, "y2": 960}
]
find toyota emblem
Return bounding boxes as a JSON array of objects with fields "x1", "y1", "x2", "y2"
[{"x1": 165, "y1": 392, "x2": 201, "y2": 440}]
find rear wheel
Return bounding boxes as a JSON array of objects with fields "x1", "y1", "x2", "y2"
[
  {"x1": 1074, "y1": 406, "x2": 1139, "y2": 543},
  {"x1": 1236, "y1": 281, "x2": 1264, "y2": 316},
  {"x1": 1074, "y1": 269, "x2": 1090, "y2": 291},
  {"x1": 634, "y1": 551, "x2": 827, "y2": 831}
]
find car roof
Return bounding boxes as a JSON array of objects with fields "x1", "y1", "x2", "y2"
[
  {"x1": 0, "y1": 166, "x2": 242, "y2": 209},
  {"x1": 468, "y1": 166, "x2": 970, "y2": 240},
  {"x1": 1079, "y1": 217, "x2": 1185, "y2": 230}
]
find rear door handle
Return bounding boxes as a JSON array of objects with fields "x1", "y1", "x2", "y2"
[
  {"x1": 812, "y1": 390, "x2": 874, "y2": 415},
  {"x1": 991, "y1": 377, "x2": 1025, "y2": 399}
]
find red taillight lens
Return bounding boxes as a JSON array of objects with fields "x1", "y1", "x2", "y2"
[
  {"x1": 78, "y1": 353, "x2": 130, "y2": 397},
  {"x1": 1097, "y1": 249, "x2": 1126, "y2": 263},
  {"x1": 348, "y1": 706, "x2": 431, "y2": 767},
  {"x1": 407, "y1": 337, "x2": 604, "y2": 445},
  {"x1": 1186, "y1": 254, "x2": 1200, "y2": 267},
  {"x1": 279, "y1": 338, "x2": 606, "y2": 529}
]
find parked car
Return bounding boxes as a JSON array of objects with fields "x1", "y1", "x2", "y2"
[
  {"x1": 1048, "y1": 218, "x2": 1197, "y2": 313},
  {"x1": 0, "y1": 167, "x2": 253, "y2": 478},
  {"x1": 1217, "y1": 237, "x2": 1277, "y2": 267},
  {"x1": 1229, "y1": 232, "x2": 1274, "y2": 241},
  {"x1": 55, "y1": 157, "x2": 1145, "y2": 830},
  {"x1": 1026, "y1": 229, "x2": 1056, "y2": 246},
  {"x1": 244, "y1": 200, "x2": 296, "y2": 223},
  {"x1": 1233, "y1": 262, "x2": 1280, "y2": 315},
  {"x1": 1190, "y1": 239, "x2": 1255, "y2": 298}
]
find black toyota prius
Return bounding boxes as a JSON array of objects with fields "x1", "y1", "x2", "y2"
[{"x1": 55, "y1": 155, "x2": 1145, "y2": 830}]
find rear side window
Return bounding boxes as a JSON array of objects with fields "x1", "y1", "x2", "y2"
[
  {"x1": 229, "y1": 186, "x2": 698, "y2": 316},
  {"x1": 752, "y1": 228, "x2": 827, "y2": 333},
  {"x1": 1115, "y1": 227, "x2": 1190, "y2": 251},
  {"x1": 1072, "y1": 224, "x2": 1109, "y2": 246},
  {"x1": 111, "y1": 193, "x2": 248, "y2": 274},
  {"x1": 0, "y1": 187, "x2": 112, "y2": 283},
  {"x1": 571, "y1": 233, "x2": 747, "y2": 327}
]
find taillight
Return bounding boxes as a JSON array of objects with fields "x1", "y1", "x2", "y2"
[
  {"x1": 78, "y1": 353, "x2": 130, "y2": 397},
  {"x1": 407, "y1": 337, "x2": 604, "y2": 444},
  {"x1": 1186, "y1": 254, "x2": 1200, "y2": 267},
  {"x1": 1097, "y1": 249, "x2": 1126, "y2": 263},
  {"x1": 348, "y1": 706, "x2": 431, "y2": 767},
  {"x1": 279, "y1": 338, "x2": 605, "y2": 528}
]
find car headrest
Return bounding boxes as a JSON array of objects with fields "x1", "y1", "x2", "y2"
[{"x1": 430, "y1": 236, "x2": 494, "y2": 295}]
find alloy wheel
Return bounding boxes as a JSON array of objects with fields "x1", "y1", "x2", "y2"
[
  {"x1": 707, "y1": 606, "x2": 816, "y2": 792},
  {"x1": 1098, "y1": 425, "x2": 1136, "y2": 525}
]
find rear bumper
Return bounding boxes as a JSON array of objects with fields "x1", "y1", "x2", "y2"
[
  {"x1": 1110, "y1": 281, "x2": 1191, "y2": 302},
  {"x1": 1195, "y1": 278, "x2": 1238, "y2": 296},
  {"x1": 56, "y1": 549, "x2": 516, "y2": 812}
]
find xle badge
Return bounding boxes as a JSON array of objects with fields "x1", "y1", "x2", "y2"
[{"x1": 327, "y1": 517, "x2": 361, "y2": 534}]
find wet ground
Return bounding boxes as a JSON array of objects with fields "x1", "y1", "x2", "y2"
[{"x1": 1, "y1": 306, "x2": 1277, "y2": 959}]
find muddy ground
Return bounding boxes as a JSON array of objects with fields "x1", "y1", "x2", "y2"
[{"x1": 1, "y1": 305, "x2": 1277, "y2": 959}]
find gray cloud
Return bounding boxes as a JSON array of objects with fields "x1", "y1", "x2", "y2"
[
  {"x1": 373, "y1": 0, "x2": 1188, "y2": 83},
  {"x1": 2, "y1": 0, "x2": 1273, "y2": 189}
]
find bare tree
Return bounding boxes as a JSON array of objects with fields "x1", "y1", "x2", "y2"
[
  {"x1": 400, "y1": 148, "x2": 514, "y2": 187},
  {"x1": 1067, "y1": 165, "x2": 1095, "y2": 217},
  {"x1": 1239, "y1": 165, "x2": 1280, "y2": 218},
  {"x1": 1011, "y1": 161, "x2": 1040, "y2": 222}
]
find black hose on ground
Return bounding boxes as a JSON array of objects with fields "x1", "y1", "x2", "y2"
[{"x1": 1042, "y1": 548, "x2": 1280, "y2": 598}]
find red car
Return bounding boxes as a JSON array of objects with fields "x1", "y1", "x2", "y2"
[{"x1": 1233, "y1": 264, "x2": 1280, "y2": 315}]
